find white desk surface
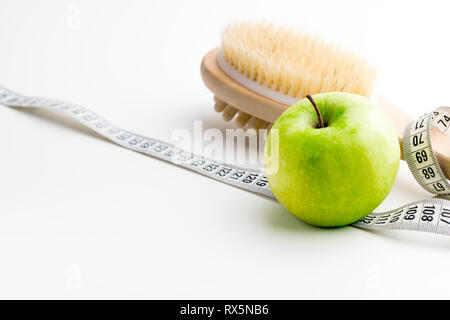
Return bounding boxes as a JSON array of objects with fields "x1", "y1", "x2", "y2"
[{"x1": 1, "y1": 0, "x2": 450, "y2": 299}]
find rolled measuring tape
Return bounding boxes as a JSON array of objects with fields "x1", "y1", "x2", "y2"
[{"x1": 0, "y1": 87, "x2": 449, "y2": 234}]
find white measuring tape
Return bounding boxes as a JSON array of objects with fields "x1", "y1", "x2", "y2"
[{"x1": 0, "y1": 87, "x2": 449, "y2": 235}]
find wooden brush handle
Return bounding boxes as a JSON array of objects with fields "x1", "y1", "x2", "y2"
[
  {"x1": 201, "y1": 47, "x2": 450, "y2": 179},
  {"x1": 376, "y1": 95, "x2": 450, "y2": 179}
]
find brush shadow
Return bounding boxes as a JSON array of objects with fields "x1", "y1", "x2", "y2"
[
  {"x1": 175, "y1": 103, "x2": 269, "y2": 138},
  {"x1": 183, "y1": 107, "x2": 236, "y2": 132}
]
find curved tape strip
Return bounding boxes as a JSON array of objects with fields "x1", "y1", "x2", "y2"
[{"x1": 0, "y1": 87, "x2": 449, "y2": 235}]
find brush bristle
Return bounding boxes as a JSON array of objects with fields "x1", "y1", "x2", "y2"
[{"x1": 222, "y1": 21, "x2": 376, "y2": 99}]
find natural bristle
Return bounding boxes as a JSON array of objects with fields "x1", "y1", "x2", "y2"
[{"x1": 222, "y1": 21, "x2": 376, "y2": 99}]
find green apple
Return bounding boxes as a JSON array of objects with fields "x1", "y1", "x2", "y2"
[{"x1": 264, "y1": 92, "x2": 400, "y2": 227}]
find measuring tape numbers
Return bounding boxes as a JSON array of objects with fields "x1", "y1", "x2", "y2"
[
  {"x1": 0, "y1": 87, "x2": 449, "y2": 235},
  {"x1": 0, "y1": 87, "x2": 274, "y2": 198}
]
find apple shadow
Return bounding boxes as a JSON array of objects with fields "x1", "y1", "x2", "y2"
[
  {"x1": 262, "y1": 202, "x2": 351, "y2": 236},
  {"x1": 263, "y1": 193, "x2": 450, "y2": 249}
]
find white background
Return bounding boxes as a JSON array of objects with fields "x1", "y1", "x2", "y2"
[{"x1": 0, "y1": 0, "x2": 450, "y2": 299}]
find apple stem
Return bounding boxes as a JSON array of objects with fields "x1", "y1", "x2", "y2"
[{"x1": 306, "y1": 94, "x2": 325, "y2": 128}]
